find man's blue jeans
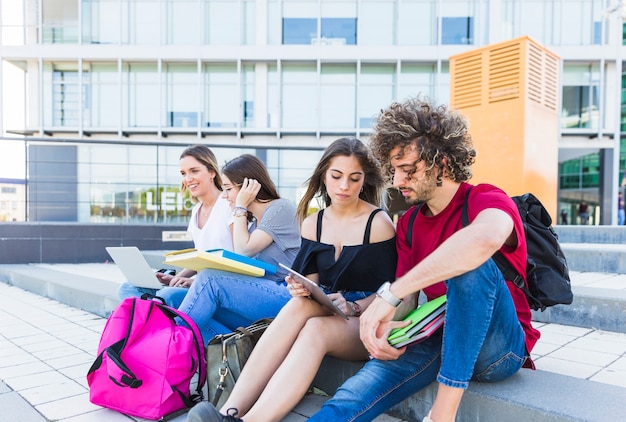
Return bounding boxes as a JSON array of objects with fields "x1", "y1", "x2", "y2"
[
  {"x1": 309, "y1": 259, "x2": 527, "y2": 421},
  {"x1": 177, "y1": 269, "x2": 292, "y2": 345}
]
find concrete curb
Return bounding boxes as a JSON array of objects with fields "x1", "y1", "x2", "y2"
[
  {"x1": 313, "y1": 357, "x2": 626, "y2": 422},
  {"x1": 561, "y1": 243, "x2": 626, "y2": 274}
]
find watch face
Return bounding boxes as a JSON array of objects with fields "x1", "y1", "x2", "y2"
[{"x1": 377, "y1": 282, "x2": 390, "y2": 294}]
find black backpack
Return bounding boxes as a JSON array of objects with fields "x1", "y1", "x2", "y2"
[{"x1": 405, "y1": 189, "x2": 573, "y2": 311}]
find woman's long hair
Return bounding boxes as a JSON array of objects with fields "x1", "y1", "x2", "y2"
[
  {"x1": 221, "y1": 154, "x2": 281, "y2": 202},
  {"x1": 296, "y1": 137, "x2": 385, "y2": 221}
]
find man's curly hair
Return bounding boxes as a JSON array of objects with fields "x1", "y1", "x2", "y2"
[{"x1": 369, "y1": 96, "x2": 476, "y2": 186}]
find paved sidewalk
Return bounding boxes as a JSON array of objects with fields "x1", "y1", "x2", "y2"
[{"x1": 1, "y1": 270, "x2": 626, "y2": 421}]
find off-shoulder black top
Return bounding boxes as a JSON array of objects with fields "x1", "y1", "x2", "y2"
[{"x1": 291, "y1": 208, "x2": 397, "y2": 293}]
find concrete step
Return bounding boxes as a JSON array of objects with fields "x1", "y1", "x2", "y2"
[
  {"x1": 1, "y1": 264, "x2": 623, "y2": 334},
  {"x1": 555, "y1": 225, "x2": 626, "y2": 244},
  {"x1": 0, "y1": 262, "x2": 624, "y2": 422},
  {"x1": 561, "y1": 243, "x2": 626, "y2": 274},
  {"x1": 312, "y1": 357, "x2": 626, "y2": 422}
]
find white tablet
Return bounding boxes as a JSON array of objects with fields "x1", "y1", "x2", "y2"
[{"x1": 278, "y1": 263, "x2": 349, "y2": 320}]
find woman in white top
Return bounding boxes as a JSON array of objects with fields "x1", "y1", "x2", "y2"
[
  {"x1": 177, "y1": 154, "x2": 300, "y2": 345},
  {"x1": 117, "y1": 145, "x2": 233, "y2": 307}
]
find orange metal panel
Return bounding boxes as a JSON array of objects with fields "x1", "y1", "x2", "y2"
[{"x1": 450, "y1": 36, "x2": 560, "y2": 219}]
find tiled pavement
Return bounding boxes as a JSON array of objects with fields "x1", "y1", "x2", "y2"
[{"x1": 0, "y1": 267, "x2": 625, "y2": 421}]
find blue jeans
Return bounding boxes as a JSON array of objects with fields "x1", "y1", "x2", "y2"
[
  {"x1": 176, "y1": 269, "x2": 292, "y2": 346},
  {"x1": 309, "y1": 259, "x2": 527, "y2": 421},
  {"x1": 117, "y1": 282, "x2": 188, "y2": 308}
]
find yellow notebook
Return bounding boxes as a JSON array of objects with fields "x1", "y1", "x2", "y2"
[{"x1": 163, "y1": 249, "x2": 265, "y2": 277}]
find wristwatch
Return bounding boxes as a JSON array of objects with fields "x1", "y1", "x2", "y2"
[{"x1": 376, "y1": 281, "x2": 402, "y2": 307}]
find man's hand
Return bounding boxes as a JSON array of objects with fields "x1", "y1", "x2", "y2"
[{"x1": 360, "y1": 297, "x2": 410, "y2": 360}]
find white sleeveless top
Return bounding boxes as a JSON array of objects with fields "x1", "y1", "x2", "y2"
[{"x1": 187, "y1": 195, "x2": 233, "y2": 252}]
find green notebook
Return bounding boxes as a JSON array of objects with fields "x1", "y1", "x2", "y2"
[{"x1": 388, "y1": 295, "x2": 447, "y2": 344}]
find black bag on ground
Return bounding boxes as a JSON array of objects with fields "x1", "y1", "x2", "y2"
[
  {"x1": 407, "y1": 189, "x2": 573, "y2": 311},
  {"x1": 206, "y1": 318, "x2": 273, "y2": 409}
]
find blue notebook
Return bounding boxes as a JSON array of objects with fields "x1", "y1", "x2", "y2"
[{"x1": 205, "y1": 249, "x2": 277, "y2": 275}]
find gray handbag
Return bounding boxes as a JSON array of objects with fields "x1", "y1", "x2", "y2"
[{"x1": 206, "y1": 318, "x2": 273, "y2": 408}]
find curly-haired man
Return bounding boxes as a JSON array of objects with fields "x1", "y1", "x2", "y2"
[{"x1": 308, "y1": 97, "x2": 540, "y2": 422}]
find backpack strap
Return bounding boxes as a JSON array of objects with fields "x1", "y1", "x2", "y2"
[
  {"x1": 406, "y1": 204, "x2": 423, "y2": 248},
  {"x1": 461, "y1": 187, "x2": 525, "y2": 287}
]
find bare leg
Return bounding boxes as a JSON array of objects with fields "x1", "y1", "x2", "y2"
[
  {"x1": 241, "y1": 314, "x2": 366, "y2": 422},
  {"x1": 219, "y1": 297, "x2": 328, "y2": 415},
  {"x1": 428, "y1": 384, "x2": 464, "y2": 422}
]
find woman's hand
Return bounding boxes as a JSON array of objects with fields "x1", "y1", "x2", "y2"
[
  {"x1": 235, "y1": 177, "x2": 262, "y2": 209},
  {"x1": 167, "y1": 276, "x2": 194, "y2": 288},
  {"x1": 285, "y1": 274, "x2": 310, "y2": 297},
  {"x1": 155, "y1": 272, "x2": 173, "y2": 286},
  {"x1": 327, "y1": 292, "x2": 352, "y2": 316}
]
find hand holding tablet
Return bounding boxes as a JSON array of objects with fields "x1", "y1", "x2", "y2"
[{"x1": 278, "y1": 263, "x2": 349, "y2": 320}]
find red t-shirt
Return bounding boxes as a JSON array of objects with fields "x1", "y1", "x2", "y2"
[{"x1": 395, "y1": 182, "x2": 540, "y2": 366}]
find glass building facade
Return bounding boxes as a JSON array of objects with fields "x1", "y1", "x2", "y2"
[{"x1": 0, "y1": 0, "x2": 624, "y2": 224}]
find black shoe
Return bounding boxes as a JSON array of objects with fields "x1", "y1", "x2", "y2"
[{"x1": 187, "y1": 402, "x2": 243, "y2": 422}]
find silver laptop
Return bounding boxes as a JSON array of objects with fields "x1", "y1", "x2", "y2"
[{"x1": 105, "y1": 246, "x2": 165, "y2": 289}]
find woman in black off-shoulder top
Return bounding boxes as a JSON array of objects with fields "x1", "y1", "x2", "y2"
[{"x1": 188, "y1": 138, "x2": 413, "y2": 422}]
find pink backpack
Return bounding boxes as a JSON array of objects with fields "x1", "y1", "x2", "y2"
[{"x1": 87, "y1": 296, "x2": 206, "y2": 420}]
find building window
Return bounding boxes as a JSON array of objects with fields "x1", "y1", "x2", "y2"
[
  {"x1": 123, "y1": 0, "x2": 160, "y2": 45},
  {"x1": 398, "y1": 63, "x2": 437, "y2": 101},
  {"x1": 442, "y1": 17, "x2": 473, "y2": 45},
  {"x1": 359, "y1": 0, "x2": 395, "y2": 45},
  {"x1": 282, "y1": 1, "x2": 357, "y2": 45},
  {"x1": 398, "y1": 0, "x2": 435, "y2": 45},
  {"x1": 358, "y1": 64, "x2": 395, "y2": 129},
  {"x1": 1, "y1": 187, "x2": 17, "y2": 194},
  {"x1": 319, "y1": 18, "x2": 356, "y2": 45},
  {"x1": 560, "y1": 0, "x2": 605, "y2": 46},
  {"x1": 166, "y1": 0, "x2": 200, "y2": 45},
  {"x1": 283, "y1": 18, "x2": 317, "y2": 44},
  {"x1": 267, "y1": 64, "x2": 280, "y2": 128},
  {"x1": 44, "y1": 64, "x2": 89, "y2": 128},
  {"x1": 518, "y1": 0, "x2": 557, "y2": 45},
  {"x1": 122, "y1": 62, "x2": 159, "y2": 127},
  {"x1": 204, "y1": 0, "x2": 244, "y2": 45},
  {"x1": 243, "y1": 63, "x2": 256, "y2": 128},
  {"x1": 320, "y1": 63, "x2": 356, "y2": 129},
  {"x1": 282, "y1": 63, "x2": 317, "y2": 130},
  {"x1": 82, "y1": 0, "x2": 121, "y2": 44},
  {"x1": 593, "y1": 21, "x2": 603, "y2": 45},
  {"x1": 559, "y1": 154, "x2": 600, "y2": 190},
  {"x1": 43, "y1": 0, "x2": 78, "y2": 44},
  {"x1": 165, "y1": 63, "x2": 198, "y2": 128},
  {"x1": 561, "y1": 64, "x2": 600, "y2": 130},
  {"x1": 204, "y1": 63, "x2": 238, "y2": 128},
  {"x1": 86, "y1": 63, "x2": 119, "y2": 128}
]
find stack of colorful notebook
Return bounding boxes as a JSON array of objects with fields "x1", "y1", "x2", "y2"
[{"x1": 388, "y1": 295, "x2": 447, "y2": 348}]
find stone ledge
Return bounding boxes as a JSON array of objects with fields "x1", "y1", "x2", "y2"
[
  {"x1": 0, "y1": 264, "x2": 120, "y2": 318},
  {"x1": 561, "y1": 243, "x2": 626, "y2": 274},
  {"x1": 313, "y1": 356, "x2": 626, "y2": 422},
  {"x1": 532, "y1": 285, "x2": 626, "y2": 333}
]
